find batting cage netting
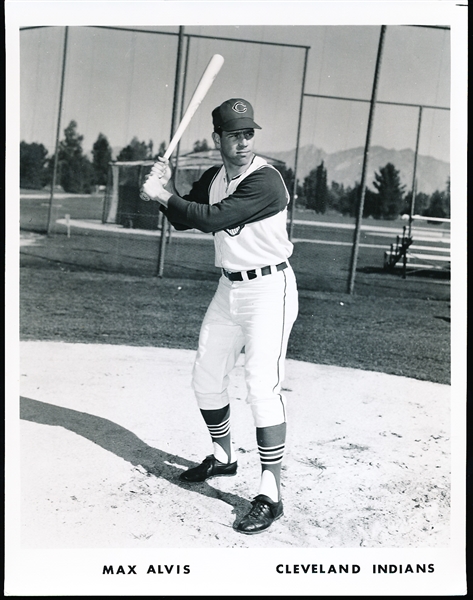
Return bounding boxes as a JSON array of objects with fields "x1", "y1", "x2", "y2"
[{"x1": 19, "y1": 25, "x2": 451, "y2": 295}]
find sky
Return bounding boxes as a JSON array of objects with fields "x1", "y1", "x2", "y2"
[{"x1": 19, "y1": 20, "x2": 451, "y2": 165}]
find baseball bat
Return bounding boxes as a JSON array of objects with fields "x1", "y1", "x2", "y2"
[{"x1": 140, "y1": 53, "x2": 224, "y2": 201}]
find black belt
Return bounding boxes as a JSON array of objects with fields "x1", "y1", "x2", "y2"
[{"x1": 222, "y1": 261, "x2": 288, "y2": 282}]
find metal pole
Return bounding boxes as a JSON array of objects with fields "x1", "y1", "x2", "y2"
[
  {"x1": 156, "y1": 26, "x2": 184, "y2": 277},
  {"x1": 47, "y1": 26, "x2": 68, "y2": 236},
  {"x1": 166, "y1": 35, "x2": 190, "y2": 246},
  {"x1": 346, "y1": 25, "x2": 387, "y2": 295},
  {"x1": 409, "y1": 106, "x2": 423, "y2": 239},
  {"x1": 289, "y1": 46, "x2": 309, "y2": 241},
  {"x1": 303, "y1": 91, "x2": 449, "y2": 112},
  {"x1": 174, "y1": 35, "x2": 191, "y2": 175}
]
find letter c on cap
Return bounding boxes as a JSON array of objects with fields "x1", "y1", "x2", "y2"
[{"x1": 232, "y1": 101, "x2": 247, "y2": 113}]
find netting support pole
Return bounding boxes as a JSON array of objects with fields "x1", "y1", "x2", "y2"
[
  {"x1": 156, "y1": 26, "x2": 185, "y2": 277},
  {"x1": 409, "y1": 105, "x2": 423, "y2": 239},
  {"x1": 404, "y1": 105, "x2": 423, "y2": 278},
  {"x1": 346, "y1": 25, "x2": 386, "y2": 295},
  {"x1": 174, "y1": 35, "x2": 191, "y2": 178},
  {"x1": 47, "y1": 26, "x2": 68, "y2": 236},
  {"x1": 289, "y1": 46, "x2": 309, "y2": 241}
]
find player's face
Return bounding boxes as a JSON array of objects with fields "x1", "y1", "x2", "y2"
[{"x1": 214, "y1": 129, "x2": 256, "y2": 170}]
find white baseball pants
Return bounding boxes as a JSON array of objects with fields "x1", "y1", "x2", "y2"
[{"x1": 192, "y1": 266, "x2": 298, "y2": 428}]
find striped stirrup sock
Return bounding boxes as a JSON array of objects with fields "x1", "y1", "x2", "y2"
[
  {"x1": 258, "y1": 442, "x2": 285, "y2": 466},
  {"x1": 201, "y1": 406, "x2": 235, "y2": 464},
  {"x1": 206, "y1": 417, "x2": 231, "y2": 440},
  {"x1": 256, "y1": 423, "x2": 286, "y2": 502}
]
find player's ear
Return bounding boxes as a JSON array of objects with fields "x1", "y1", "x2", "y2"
[{"x1": 212, "y1": 131, "x2": 221, "y2": 149}]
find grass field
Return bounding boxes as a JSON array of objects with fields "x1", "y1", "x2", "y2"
[
  {"x1": 19, "y1": 259, "x2": 451, "y2": 385},
  {"x1": 19, "y1": 192, "x2": 451, "y2": 385},
  {"x1": 19, "y1": 191, "x2": 450, "y2": 296}
]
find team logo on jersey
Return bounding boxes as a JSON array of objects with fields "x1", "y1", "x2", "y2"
[
  {"x1": 224, "y1": 225, "x2": 245, "y2": 236},
  {"x1": 232, "y1": 101, "x2": 247, "y2": 114}
]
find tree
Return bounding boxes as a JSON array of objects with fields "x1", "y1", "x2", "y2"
[
  {"x1": 314, "y1": 161, "x2": 328, "y2": 214},
  {"x1": 423, "y1": 180, "x2": 450, "y2": 219},
  {"x1": 425, "y1": 177, "x2": 451, "y2": 219},
  {"x1": 326, "y1": 181, "x2": 346, "y2": 213},
  {"x1": 117, "y1": 137, "x2": 151, "y2": 161},
  {"x1": 303, "y1": 161, "x2": 328, "y2": 214},
  {"x1": 20, "y1": 141, "x2": 49, "y2": 189},
  {"x1": 403, "y1": 190, "x2": 430, "y2": 216},
  {"x1": 302, "y1": 169, "x2": 316, "y2": 210},
  {"x1": 339, "y1": 183, "x2": 359, "y2": 217},
  {"x1": 153, "y1": 141, "x2": 167, "y2": 159},
  {"x1": 92, "y1": 133, "x2": 112, "y2": 187},
  {"x1": 49, "y1": 120, "x2": 93, "y2": 193},
  {"x1": 193, "y1": 139, "x2": 210, "y2": 152},
  {"x1": 335, "y1": 182, "x2": 374, "y2": 218},
  {"x1": 370, "y1": 162, "x2": 406, "y2": 220},
  {"x1": 274, "y1": 165, "x2": 300, "y2": 205}
]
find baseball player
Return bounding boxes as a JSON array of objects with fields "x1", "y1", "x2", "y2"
[{"x1": 143, "y1": 98, "x2": 299, "y2": 534}]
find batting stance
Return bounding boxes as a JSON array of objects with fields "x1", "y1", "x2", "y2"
[{"x1": 143, "y1": 98, "x2": 299, "y2": 534}]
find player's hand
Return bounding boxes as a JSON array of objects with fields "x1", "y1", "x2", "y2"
[
  {"x1": 150, "y1": 157, "x2": 172, "y2": 186},
  {"x1": 142, "y1": 171, "x2": 167, "y2": 202},
  {"x1": 140, "y1": 157, "x2": 173, "y2": 203}
]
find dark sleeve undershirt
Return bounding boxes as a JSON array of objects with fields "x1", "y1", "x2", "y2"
[
  {"x1": 163, "y1": 166, "x2": 288, "y2": 234},
  {"x1": 159, "y1": 166, "x2": 218, "y2": 231}
]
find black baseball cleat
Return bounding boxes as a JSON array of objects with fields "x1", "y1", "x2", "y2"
[
  {"x1": 235, "y1": 494, "x2": 284, "y2": 535},
  {"x1": 179, "y1": 455, "x2": 238, "y2": 482}
]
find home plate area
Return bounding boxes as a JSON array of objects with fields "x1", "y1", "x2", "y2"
[{"x1": 19, "y1": 341, "x2": 450, "y2": 549}]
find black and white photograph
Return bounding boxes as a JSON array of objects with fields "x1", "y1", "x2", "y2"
[{"x1": 5, "y1": 0, "x2": 467, "y2": 596}]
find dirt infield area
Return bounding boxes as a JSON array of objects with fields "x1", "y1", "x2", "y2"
[{"x1": 19, "y1": 341, "x2": 450, "y2": 550}]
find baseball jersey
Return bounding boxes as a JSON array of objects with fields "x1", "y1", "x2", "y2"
[{"x1": 163, "y1": 155, "x2": 294, "y2": 271}]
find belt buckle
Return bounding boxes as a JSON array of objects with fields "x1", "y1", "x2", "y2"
[{"x1": 223, "y1": 268, "x2": 242, "y2": 282}]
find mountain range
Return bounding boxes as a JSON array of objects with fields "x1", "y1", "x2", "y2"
[
  {"x1": 264, "y1": 145, "x2": 450, "y2": 196},
  {"x1": 110, "y1": 143, "x2": 450, "y2": 196}
]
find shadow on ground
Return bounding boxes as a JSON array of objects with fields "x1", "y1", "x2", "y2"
[{"x1": 20, "y1": 396, "x2": 251, "y2": 523}]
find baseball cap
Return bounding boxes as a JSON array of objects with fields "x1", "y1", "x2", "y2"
[{"x1": 212, "y1": 98, "x2": 262, "y2": 132}]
